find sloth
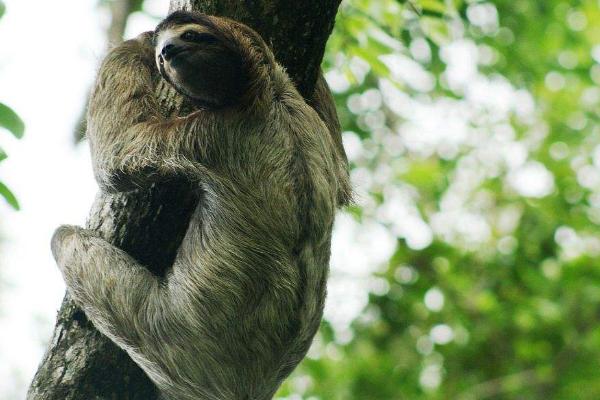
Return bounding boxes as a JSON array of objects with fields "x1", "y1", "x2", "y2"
[{"x1": 51, "y1": 11, "x2": 350, "y2": 400}]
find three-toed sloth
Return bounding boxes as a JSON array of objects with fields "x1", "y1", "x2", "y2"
[{"x1": 51, "y1": 11, "x2": 350, "y2": 400}]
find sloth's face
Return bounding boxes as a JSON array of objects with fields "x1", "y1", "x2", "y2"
[{"x1": 155, "y1": 24, "x2": 246, "y2": 108}]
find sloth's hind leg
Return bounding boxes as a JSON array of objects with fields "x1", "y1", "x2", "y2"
[{"x1": 51, "y1": 225, "x2": 164, "y2": 349}]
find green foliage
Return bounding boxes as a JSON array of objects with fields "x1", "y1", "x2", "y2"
[
  {"x1": 0, "y1": 181, "x2": 19, "y2": 210},
  {"x1": 0, "y1": 4, "x2": 23, "y2": 210},
  {"x1": 0, "y1": 102, "x2": 24, "y2": 139},
  {"x1": 278, "y1": 0, "x2": 600, "y2": 398}
]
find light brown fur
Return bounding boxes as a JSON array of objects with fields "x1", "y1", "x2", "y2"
[{"x1": 51, "y1": 12, "x2": 349, "y2": 400}]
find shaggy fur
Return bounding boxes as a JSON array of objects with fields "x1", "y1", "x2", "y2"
[{"x1": 51, "y1": 11, "x2": 349, "y2": 400}]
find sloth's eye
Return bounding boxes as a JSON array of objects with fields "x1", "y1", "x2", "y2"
[{"x1": 181, "y1": 30, "x2": 217, "y2": 44}]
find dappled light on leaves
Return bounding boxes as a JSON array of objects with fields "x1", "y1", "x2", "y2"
[{"x1": 277, "y1": 0, "x2": 600, "y2": 399}]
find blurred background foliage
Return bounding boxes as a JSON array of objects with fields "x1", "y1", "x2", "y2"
[
  {"x1": 278, "y1": 0, "x2": 600, "y2": 399},
  {"x1": 0, "y1": 0, "x2": 23, "y2": 210},
  {"x1": 3, "y1": 0, "x2": 600, "y2": 398}
]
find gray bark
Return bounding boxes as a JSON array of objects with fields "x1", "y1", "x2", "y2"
[{"x1": 27, "y1": 0, "x2": 342, "y2": 399}]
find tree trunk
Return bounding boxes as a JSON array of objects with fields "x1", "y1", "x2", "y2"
[{"x1": 27, "y1": 0, "x2": 342, "y2": 398}]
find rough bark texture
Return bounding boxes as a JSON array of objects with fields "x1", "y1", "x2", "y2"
[{"x1": 28, "y1": 0, "x2": 342, "y2": 399}]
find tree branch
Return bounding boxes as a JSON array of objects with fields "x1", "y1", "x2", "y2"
[{"x1": 28, "y1": 0, "x2": 342, "y2": 398}]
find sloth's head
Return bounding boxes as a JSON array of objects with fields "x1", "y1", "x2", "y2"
[{"x1": 155, "y1": 12, "x2": 273, "y2": 109}]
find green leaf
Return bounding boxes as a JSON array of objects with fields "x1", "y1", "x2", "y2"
[
  {"x1": 367, "y1": 36, "x2": 396, "y2": 56},
  {"x1": 0, "y1": 2, "x2": 5, "y2": 20},
  {"x1": 0, "y1": 102, "x2": 25, "y2": 138},
  {"x1": 344, "y1": 14, "x2": 370, "y2": 38},
  {"x1": 0, "y1": 181, "x2": 19, "y2": 210},
  {"x1": 351, "y1": 46, "x2": 391, "y2": 78},
  {"x1": 131, "y1": 0, "x2": 145, "y2": 13},
  {"x1": 0, "y1": 146, "x2": 6, "y2": 162},
  {"x1": 418, "y1": 0, "x2": 447, "y2": 16},
  {"x1": 420, "y1": 15, "x2": 451, "y2": 45}
]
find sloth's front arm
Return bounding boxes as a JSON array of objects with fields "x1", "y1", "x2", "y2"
[
  {"x1": 87, "y1": 34, "x2": 218, "y2": 192},
  {"x1": 51, "y1": 224, "x2": 166, "y2": 351}
]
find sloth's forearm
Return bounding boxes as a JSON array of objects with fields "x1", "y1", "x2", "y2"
[
  {"x1": 88, "y1": 41, "x2": 158, "y2": 140},
  {"x1": 88, "y1": 39, "x2": 169, "y2": 190},
  {"x1": 91, "y1": 116, "x2": 220, "y2": 191},
  {"x1": 51, "y1": 225, "x2": 163, "y2": 348},
  {"x1": 90, "y1": 39, "x2": 159, "y2": 129}
]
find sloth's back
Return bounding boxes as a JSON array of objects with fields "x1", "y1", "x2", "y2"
[{"x1": 139, "y1": 88, "x2": 340, "y2": 399}]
